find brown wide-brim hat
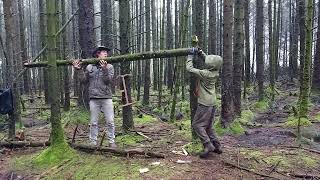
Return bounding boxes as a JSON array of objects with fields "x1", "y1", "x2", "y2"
[{"x1": 92, "y1": 46, "x2": 112, "y2": 57}]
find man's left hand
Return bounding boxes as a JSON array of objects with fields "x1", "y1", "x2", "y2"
[{"x1": 99, "y1": 60, "x2": 108, "y2": 70}]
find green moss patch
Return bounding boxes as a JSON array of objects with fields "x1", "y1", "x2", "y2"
[
  {"x1": 263, "y1": 155, "x2": 290, "y2": 167},
  {"x1": 134, "y1": 114, "x2": 157, "y2": 125},
  {"x1": 184, "y1": 141, "x2": 203, "y2": 155},
  {"x1": 301, "y1": 156, "x2": 318, "y2": 167},
  {"x1": 252, "y1": 99, "x2": 269, "y2": 112},
  {"x1": 116, "y1": 133, "x2": 145, "y2": 146},
  {"x1": 34, "y1": 143, "x2": 76, "y2": 167},
  {"x1": 239, "y1": 148, "x2": 320, "y2": 170},
  {"x1": 61, "y1": 107, "x2": 90, "y2": 125},
  {"x1": 178, "y1": 101, "x2": 190, "y2": 115},
  {"x1": 237, "y1": 110, "x2": 255, "y2": 125},
  {"x1": 11, "y1": 153, "x2": 171, "y2": 179},
  {"x1": 36, "y1": 110, "x2": 51, "y2": 121},
  {"x1": 152, "y1": 107, "x2": 162, "y2": 114},
  {"x1": 313, "y1": 112, "x2": 320, "y2": 122},
  {"x1": 285, "y1": 116, "x2": 312, "y2": 128},
  {"x1": 214, "y1": 119, "x2": 245, "y2": 136},
  {"x1": 175, "y1": 120, "x2": 192, "y2": 140}
]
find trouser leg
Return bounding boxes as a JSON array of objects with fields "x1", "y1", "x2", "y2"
[
  {"x1": 192, "y1": 104, "x2": 212, "y2": 144},
  {"x1": 206, "y1": 106, "x2": 221, "y2": 148},
  {"x1": 89, "y1": 99, "x2": 101, "y2": 144},
  {"x1": 101, "y1": 99, "x2": 115, "y2": 144}
]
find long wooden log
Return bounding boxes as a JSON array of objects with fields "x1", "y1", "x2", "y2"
[
  {"x1": 24, "y1": 48, "x2": 199, "y2": 68},
  {"x1": 70, "y1": 143, "x2": 165, "y2": 158},
  {"x1": 222, "y1": 160, "x2": 280, "y2": 180},
  {"x1": 0, "y1": 141, "x2": 165, "y2": 158},
  {"x1": 0, "y1": 141, "x2": 50, "y2": 148}
]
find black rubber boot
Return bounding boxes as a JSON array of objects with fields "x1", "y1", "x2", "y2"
[
  {"x1": 211, "y1": 141, "x2": 223, "y2": 154},
  {"x1": 199, "y1": 142, "x2": 215, "y2": 159}
]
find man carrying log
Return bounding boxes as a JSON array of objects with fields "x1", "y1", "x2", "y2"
[
  {"x1": 186, "y1": 49, "x2": 223, "y2": 158},
  {"x1": 72, "y1": 46, "x2": 116, "y2": 148}
]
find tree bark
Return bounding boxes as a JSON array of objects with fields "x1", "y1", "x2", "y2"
[
  {"x1": 256, "y1": 0, "x2": 265, "y2": 100},
  {"x1": 298, "y1": 0, "x2": 313, "y2": 118},
  {"x1": 269, "y1": 0, "x2": 276, "y2": 101},
  {"x1": 3, "y1": 0, "x2": 22, "y2": 138},
  {"x1": 61, "y1": 0, "x2": 70, "y2": 111},
  {"x1": 46, "y1": 0, "x2": 68, "y2": 146},
  {"x1": 208, "y1": 0, "x2": 217, "y2": 54},
  {"x1": 243, "y1": 0, "x2": 250, "y2": 98},
  {"x1": 312, "y1": 0, "x2": 320, "y2": 90},
  {"x1": 233, "y1": 0, "x2": 244, "y2": 116},
  {"x1": 166, "y1": 0, "x2": 174, "y2": 90},
  {"x1": 119, "y1": 0, "x2": 134, "y2": 131},
  {"x1": 143, "y1": 0, "x2": 151, "y2": 106},
  {"x1": 18, "y1": 0, "x2": 30, "y2": 95},
  {"x1": 297, "y1": 0, "x2": 306, "y2": 81},
  {"x1": 152, "y1": 0, "x2": 159, "y2": 91},
  {"x1": 39, "y1": 0, "x2": 50, "y2": 104},
  {"x1": 77, "y1": 0, "x2": 95, "y2": 108},
  {"x1": 101, "y1": 0, "x2": 113, "y2": 49},
  {"x1": 221, "y1": 0, "x2": 234, "y2": 127},
  {"x1": 24, "y1": 48, "x2": 199, "y2": 68}
]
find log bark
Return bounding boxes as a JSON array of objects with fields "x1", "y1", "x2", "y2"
[
  {"x1": 24, "y1": 48, "x2": 200, "y2": 68},
  {"x1": 222, "y1": 160, "x2": 280, "y2": 180},
  {"x1": 0, "y1": 141, "x2": 165, "y2": 158}
]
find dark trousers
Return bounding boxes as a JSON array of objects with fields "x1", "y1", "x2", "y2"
[{"x1": 192, "y1": 104, "x2": 220, "y2": 147}]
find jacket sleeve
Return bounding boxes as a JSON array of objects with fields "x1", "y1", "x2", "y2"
[
  {"x1": 77, "y1": 66, "x2": 89, "y2": 84},
  {"x1": 102, "y1": 64, "x2": 114, "y2": 84},
  {"x1": 186, "y1": 55, "x2": 218, "y2": 80}
]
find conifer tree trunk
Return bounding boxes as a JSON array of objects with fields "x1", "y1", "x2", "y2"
[
  {"x1": 18, "y1": 0, "x2": 30, "y2": 95},
  {"x1": 312, "y1": 0, "x2": 320, "y2": 90},
  {"x1": 61, "y1": 0, "x2": 70, "y2": 111},
  {"x1": 3, "y1": 0, "x2": 22, "y2": 138},
  {"x1": 46, "y1": 0, "x2": 67, "y2": 146},
  {"x1": 39, "y1": 0, "x2": 50, "y2": 104},
  {"x1": 119, "y1": 0, "x2": 134, "y2": 130},
  {"x1": 221, "y1": 0, "x2": 234, "y2": 127},
  {"x1": 243, "y1": 0, "x2": 250, "y2": 98},
  {"x1": 233, "y1": 0, "x2": 244, "y2": 116},
  {"x1": 78, "y1": 0, "x2": 95, "y2": 108},
  {"x1": 143, "y1": 0, "x2": 151, "y2": 106},
  {"x1": 256, "y1": 0, "x2": 265, "y2": 100},
  {"x1": 208, "y1": 0, "x2": 216, "y2": 54},
  {"x1": 298, "y1": 0, "x2": 313, "y2": 118}
]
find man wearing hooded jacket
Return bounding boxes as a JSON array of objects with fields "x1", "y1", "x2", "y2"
[
  {"x1": 186, "y1": 49, "x2": 223, "y2": 158},
  {"x1": 72, "y1": 46, "x2": 116, "y2": 148}
]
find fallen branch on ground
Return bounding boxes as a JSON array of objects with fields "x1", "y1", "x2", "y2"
[
  {"x1": 70, "y1": 143, "x2": 165, "y2": 158},
  {"x1": 268, "y1": 160, "x2": 281, "y2": 174},
  {"x1": 135, "y1": 131, "x2": 153, "y2": 141},
  {"x1": 222, "y1": 160, "x2": 280, "y2": 180},
  {"x1": 71, "y1": 124, "x2": 79, "y2": 143},
  {"x1": 0, "y1": 141, "x2": 49, "y2": 148},
  {"x1": 135, "y1": 107, "x2": 161, "y2": 120},
  {"x1": 281, "y1": 145, "x2": 320, "y2": 154},
  {"x1": 0, "y1": 141, "x2": 165, "y2": 158},
  {"x1": 276, "y1": 170, "x2": 320, "y2": 179}
]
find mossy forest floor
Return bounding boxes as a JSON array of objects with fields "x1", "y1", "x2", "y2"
[{"x1": 1, "y1": 81, "x2": 320, "y2": 179}]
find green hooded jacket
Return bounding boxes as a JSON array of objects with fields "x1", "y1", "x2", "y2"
[{"x1": 186, "y1": 54, "x2": 223, "y2": 106}]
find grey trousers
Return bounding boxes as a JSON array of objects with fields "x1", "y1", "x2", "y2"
[
  {"x1": 192, "y1": 104, "x2": 220, "y2": 147},
  {"x1": 89, "y1": 98, "x2": 115, "y2": 144}
]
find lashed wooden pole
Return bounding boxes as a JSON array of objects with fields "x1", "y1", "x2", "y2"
[{"x1": 24, "y1": 48, "x2": 200, "y2": 68}]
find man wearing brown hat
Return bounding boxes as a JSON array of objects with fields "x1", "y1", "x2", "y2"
[
  {"x1": 72, "y1": 46, "x2": 116, "y2": 148},
  {"x1": 186, "y1": 49, "x2": 223, "y2": 158}
]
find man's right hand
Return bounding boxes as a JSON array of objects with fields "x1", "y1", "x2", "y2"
[{"x1": 72, "y1": 60, "x2": 82, "y2": 70}]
